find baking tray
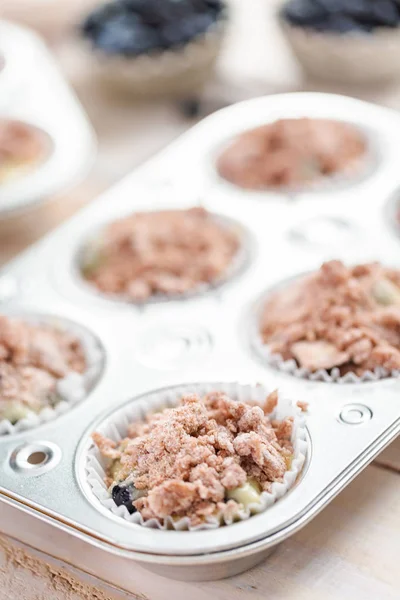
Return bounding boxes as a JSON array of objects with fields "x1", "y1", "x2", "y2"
[
  {"x1": 1, "y1": 93, "x2": 400, "y2": 582},
  {"x1": 0, "y1": 20, "x2": 96, "y2": 216}
]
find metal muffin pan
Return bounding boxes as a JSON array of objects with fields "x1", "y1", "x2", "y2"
[
  {"x1": 1, "y1": 93, "x2": 400, "y2": 582},
  {"x1": 0, "y1": 20, "x2": 96, "y2": 216}
]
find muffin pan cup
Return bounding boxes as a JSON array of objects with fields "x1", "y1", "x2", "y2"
[
  {"x1": 84, "y1": 382, "x2": 307, "y2": 531},
  {"x1": 212, "y1": 120, "x2": 381, "y2": 198},
  {"x1": 1, "y1": 93, "x2": 400, "y2": 581},
  {"x1": 249, "y1": 278, "x2": 400, "y2": 384},
  {"x1": 0, "y1": 312, "x2": 104, "y2": 435},
  {"x1": 0, "y1": 20, "x2": 96, "y2": 215}
]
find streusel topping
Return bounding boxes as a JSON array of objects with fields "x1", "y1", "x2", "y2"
[
  {"x1": 81, "y1": 207, "x2": 241, "y2": 301},
  {"x1": 93, "y1": 390, "x2": 294, "y2": 526}
]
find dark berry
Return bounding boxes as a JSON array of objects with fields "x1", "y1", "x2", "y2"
[
  {"x1": 95, "y1": 15, "x2": 162, "y2": 55},
  {"x1": 118, "y1": 0, "x2": 148, "y2": 11},
  {"x1": 283, "y1": 0, "x2": 328, "y2": 26},
  {"x1": 341, "y1": 0, "x2": 374, "y2": 19},
  {"x1": 111, "y1": 485, "x2": 137, "y2": 514},
  {"x1": 370, "y1": 1, "x2": 400, "y2": 28},
  {"x1": 82, "y1": 0, "x2": 223, "y2": 55},
  {"x1": 81, "y1": 3, "x2": 117, "y2": 36},
  {"x1": 183, "y1": 13, "x2": 215, "y2": 38},
  {"x1": 282, "y1": 0, "x2": 400, "y2": 33},
  {"x1": 180, "y1": 98, "x2": 201, "y2": 118},
  {"x1": 204, "y1": 0, "x2": 224, "y2": 12},
  {"x1": 161, "y1": 22, "x2": 187, "y2": 46},
  {"x1": 320, "y1": 14, "x2": 366, "y2": 33}
]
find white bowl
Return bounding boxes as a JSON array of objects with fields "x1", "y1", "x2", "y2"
[
  {"x1": 279, "y1": 18, "x2": 400, "y2": 84},
  {"x1": 85, "y1": 16, "x2": 227, "y2": 99}
]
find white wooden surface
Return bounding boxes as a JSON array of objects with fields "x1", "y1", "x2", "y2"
[{"x1": 0, "y1": 1, "x2": 399, "y2": 598}]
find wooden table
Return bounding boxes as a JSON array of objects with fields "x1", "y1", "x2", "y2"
[{"x1": 0, "y1": 2, "x2": 399, "y2": 598}]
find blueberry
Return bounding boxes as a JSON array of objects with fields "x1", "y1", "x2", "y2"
[
  {"x1": 182, "y1": 13, "x2": 214, "y2": 38},
  {"x1": 96, "y1": 18, "x2": 161, "y2": 55},
  {"x1": 192, "y1": 0, "x2": 223, "y2": 13},
  {"x1": 117, "y1": 0, "x2": 149, "y2": 12},
  {"x1": 204, "y1": 0, "x2": 224, "y2": 12},
  {"x1": 315, "y1": 0, "x2": 345, "y2": 12},
  {"x1": 341, "y1": 0, "x2": 374, "y2": 19},
  {"x1": 82, "y1": 0, "x2": 222, "y2": 55},
  {"x1": 161, "y1": 22, "x2": 187, "y2": 46},
  {"x1": 142, "y1": 0, "x2": 193, "y2": 26},
  {"x1": 111, "y1": 485, "x2": 137, "y2": 514},
  {"x1": 320, "y1": 14, "x2": 369, "y2": 33},
  {"x1": 282, "y1": 0, "x2": 328, "y2": 26},
  {"x1": 81, "y1": 4, "x2": 118, "y2": 37},
  {"x1": 180, "y1": 98, "x2": 201, "y2": 118},
  {"x1": 370, "y1": 1, "x2": 400, "y2": 27}
]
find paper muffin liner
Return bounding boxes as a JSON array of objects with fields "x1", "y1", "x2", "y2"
[
  {"x1": 0, "y1": 314, "x2": 104, "y2": 435},
  {"x1": 250, "y1": 286, "x2": 400, "y2": 384},
  {"x1": 212, "y1": 119, "x2": 380, "y2": 197},
  {"x1": 279, "y1": 18, "x2": 400, "y2": 85},
  {"x1": 76, "y1": 210, "x2": 252, "y2": 305},
  {"x1": 84, "y1": 382, "x2": 307, "y2": 531},
  {"x1": 83, "y1": 14, "x2": 227, "y2": 99}
]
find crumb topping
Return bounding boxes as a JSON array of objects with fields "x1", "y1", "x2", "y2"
[
  {"x1": 260, "y1": 260, "x2": 400, "y2": 376},
  {"x1": 0, "y1": 315, "x2": 86, "y2": 422},
  {"x1": 93, "y1": 390, "x2": 294, "y2": 526},
  {"x1": 216, "y1": 118, "x2": 366, "y2": 190},
  {"x1": 81, "y1": 207, "x2": 240, "y2": 301}
]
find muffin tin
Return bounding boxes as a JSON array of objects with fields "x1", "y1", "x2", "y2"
[
  {"x1": 0, "y1": 20, "x2": 96, "y2": 215},
  {"x1": 1, "y1": 93, "x2": 400, "y2": 582}
]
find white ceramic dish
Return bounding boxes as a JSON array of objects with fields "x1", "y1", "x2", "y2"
[
  {"x1": 0, "y1": 20, "x2": 96, "y2": 216},
  {"x1": 279, "y1": 18, "x2": 400, "y2": 84}
]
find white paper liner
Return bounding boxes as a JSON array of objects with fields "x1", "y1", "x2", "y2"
[
  {"x1": 85, "y1": 382, "x2": 307, "y2": 531},
  {"x1": 76, "y1": 211, "x2": 251, "y2": 305},
  {"x1": 0, "y1": 315, "x2": 104, "y2": 435},
  {"x1": 212, "y1": 120, "x2": 380, "y2": 197},
  {"x1": 251, "y1": 287, "x2": 400, "y2": 384}
]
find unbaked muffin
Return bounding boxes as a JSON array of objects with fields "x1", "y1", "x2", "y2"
[
  {"x1": 80, "y1": 207, "x2": 242, "y2": 302},
  {"x1": 93, "y1": 389, "x2": 295, "y2": 527},
  {"x1": 0, "y1": 315, "x2": 86, "y2": 425},
  {"x1": 259, "y1": 260, "x2": 400, "y2": 377},
  {"x1": 216, "y1": 118, "x2": 367, "y2": 191}
]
